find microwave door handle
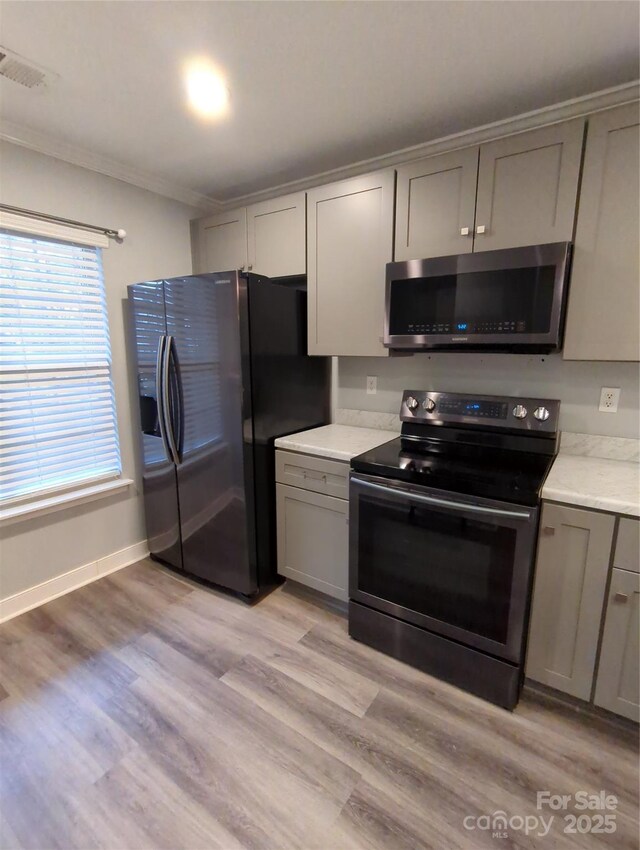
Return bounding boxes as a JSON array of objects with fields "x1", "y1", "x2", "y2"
[{"x1": 355, "y1": 478, "x2": 533, "y2": 521}]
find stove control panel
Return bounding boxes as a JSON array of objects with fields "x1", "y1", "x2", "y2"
[{"x1": 400, "y1": 391, "x2": 560, "y2": 433}]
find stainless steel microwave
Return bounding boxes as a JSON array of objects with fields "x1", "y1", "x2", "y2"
[{"x1": 384, "y1": 242, "x2": 571, "y2": 353}]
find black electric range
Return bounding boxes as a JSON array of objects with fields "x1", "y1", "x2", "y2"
[
  {"x1": 351, "y1": 426, "x2": 555, "y2": 507},
  {"x1": 348, "y1": 390, "x2": 560, "y2": 710}
]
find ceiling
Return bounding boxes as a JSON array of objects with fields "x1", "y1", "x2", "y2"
[{"x1": 1, "y1": 1, "x2": 638, "y2": 205}]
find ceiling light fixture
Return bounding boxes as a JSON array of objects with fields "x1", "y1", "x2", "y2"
[{"x1": 185, "y1": 59, "x2": 229, "y2": 120}]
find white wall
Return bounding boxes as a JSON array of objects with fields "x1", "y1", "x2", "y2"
[
  {"x1": 338, "y1": 353, "x2": 640, "y2": 438},
  {"x1": 0, "y1": 142, "x2": 199, "y2": 600}
]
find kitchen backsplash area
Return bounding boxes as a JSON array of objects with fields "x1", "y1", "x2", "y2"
[{"x1": 337, "y1": 354, "x2": 640, "y2": 439}]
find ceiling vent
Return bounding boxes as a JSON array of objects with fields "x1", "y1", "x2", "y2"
[{"x1": 0, "y1": 47, "x2": 58, "y2": 89}]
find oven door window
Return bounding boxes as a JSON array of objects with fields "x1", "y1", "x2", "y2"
[{"x1": 357, "y1": 494, "x2": 517, "y2": 645}]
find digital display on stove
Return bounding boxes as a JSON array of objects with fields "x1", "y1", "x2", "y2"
[{"x1": 439, "y1": 399, "x2": 508, "y2": 419}]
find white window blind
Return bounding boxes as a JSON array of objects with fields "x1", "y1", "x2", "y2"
[{"x1": 0, "y1": 229, "x2": 121, "y2": 504}]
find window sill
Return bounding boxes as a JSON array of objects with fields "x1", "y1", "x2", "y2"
[{"x1": 0, "y1": 478, "x2": 134, "y2": 526}]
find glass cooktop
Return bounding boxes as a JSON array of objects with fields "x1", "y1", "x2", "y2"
[{"x1": 351, "y1": 435, "x2": 555, "y2": 506}]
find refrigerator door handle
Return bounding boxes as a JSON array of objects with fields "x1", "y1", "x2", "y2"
[
  {"x1": 155, "y1": 334, "x2": 173, "y2": 462},
  {"x1": 162, "y1": 334, "x2": 181, "y2": 465},
  {"x1": 167, "y1": 335, "x2": 184, "y2": 464}
]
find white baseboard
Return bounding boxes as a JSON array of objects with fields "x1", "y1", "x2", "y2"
[{"x1": 0, "y1": 540, "x2": 149, "y2": 623}]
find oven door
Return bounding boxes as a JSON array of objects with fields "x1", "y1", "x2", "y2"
[{"x1": 349, "y1": 473, "x2": 539, "y2": 663}]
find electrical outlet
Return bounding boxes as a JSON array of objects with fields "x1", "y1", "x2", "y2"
[
  {"x1": 366, "y1": 376, "x2": 377, "y2": 395},
  {"x1": 599, "y1": 387, "x2": 620, "y2": 413}
]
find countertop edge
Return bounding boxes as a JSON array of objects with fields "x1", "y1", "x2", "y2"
[
  {"x1": 541, "y1": 488, "x2": 640, "y2": 518},
  {"x1": 275, "y1": 425, "x2": 399, "y2": 463}
]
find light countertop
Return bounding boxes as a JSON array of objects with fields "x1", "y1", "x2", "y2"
[
  {"x1": 542, "y1": 454, "x2": 639, "y2": 517},
  {"x1": 275, "y1": 424, "x2": 398, "y2": 462},
  {"x1": 276, "y1": 423, "x2": 640, "y2": 516}
]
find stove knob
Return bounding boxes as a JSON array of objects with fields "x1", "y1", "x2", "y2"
[
  {"x1": 534, "y1": 406, "x2": 550, "y2": 422},
  {"x1": 406, "y1": 396, "x2": 419, "y2": 411},
  {"x1": 512, "y1": 404, "x2": 528, "y2": 420},
  {"x1": 423, "y1": 397, "x2": 436, "y2": 412}
]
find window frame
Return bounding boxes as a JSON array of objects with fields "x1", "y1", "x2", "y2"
[{"x1": 0, "y1": 212, "x2": 127, "y2": 518}]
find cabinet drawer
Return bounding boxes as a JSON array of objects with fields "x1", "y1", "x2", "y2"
[
  {"x1": 275, "y1": 450, "x2": 349, "y2": 499},
  {"x1": 276, "y1": 484, "x2": 349, "y2": 601},
  {"x1": 615, "y1": 518, "x2": 640, "y2": 574}
]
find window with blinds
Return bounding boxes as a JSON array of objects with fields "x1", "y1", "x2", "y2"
[{"x1": 0, "y1": 230, "x2": 121, "y2": 504}]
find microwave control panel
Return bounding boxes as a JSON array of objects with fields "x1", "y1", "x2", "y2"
[{"x1": 406, "y1": 320, "x2": 527, "y2": 335}]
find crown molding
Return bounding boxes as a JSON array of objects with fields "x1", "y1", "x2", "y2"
[
  {"x1": 0, "y1": 120, "x2": 221, "y2": 213},
  {"x1": 2, "y1": 80, "x2": 637, "y2": 215},
  {"x1": 221, "y1": 80, "x2": 640, "y2": 210}
]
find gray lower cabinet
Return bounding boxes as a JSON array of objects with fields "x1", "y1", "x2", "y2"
[
  {"x1": 526, "y1": 503, "x2": 615, "y2": 700},
  {"x1": 528, "y1": 505, "x2": 639, "y2": 721},
  {"x1": 563, "y1": 103, "x2": 640, "y2": 361},
  {"x1": 275, "y1": 451, "x2": 349, "y2": 601},
  {"x1": 594, "y1": 568, "x2": 640, "y2": 722}
]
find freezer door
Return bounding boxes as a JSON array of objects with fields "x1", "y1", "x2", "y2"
[
  {"x1": 164, "y1": 274, "x2": 257, "y2": 594},
  {"x1": 128, "y1": 281, "x2": 182, "y2": 569}
]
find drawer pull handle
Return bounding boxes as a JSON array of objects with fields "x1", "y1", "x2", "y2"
[
  {"x1": 614, "y1": 592, "x2": 629, "y2": 603},
  {"x1": 303, "y1": 471, "x2": 327, "y2": 482},
  {"x1": 542, "y1": 526, "x2": 555, "y2": 535}
]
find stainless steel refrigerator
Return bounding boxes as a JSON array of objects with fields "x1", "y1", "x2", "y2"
[{"x1": 128, "y1": 272, "x2": 329, "y2": 597}]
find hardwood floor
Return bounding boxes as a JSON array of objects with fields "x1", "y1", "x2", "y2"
[{"x1": 0, "y1": 559, "x2": 637, "y2": 850}]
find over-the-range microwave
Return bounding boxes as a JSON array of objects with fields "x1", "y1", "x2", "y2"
[{"x1": 384, "y1": 242, "x2": 572, "y2": 353}]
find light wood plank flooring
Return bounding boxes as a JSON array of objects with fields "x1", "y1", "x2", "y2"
[{"x1": 0, "y1": 559, "x2": 637, "y2": 850}]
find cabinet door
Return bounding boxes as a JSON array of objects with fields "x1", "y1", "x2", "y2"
[
  {"x1": 194, "y1": 208, "x2": 247, "y2": 273},
  {"x1": 614, "y1": 518, "x2": 640, "y2": 574},
  {"x1": 595, "y1": 569, "x2": 639, "y2": 721},
  {"x1": 474, "y1": 120, "x2": 584, "y2": 252},
  {"x1": 247, "y1": 192, "x2": 306, "y2": 278},
  {"x1": 276, "y1": 483, "x2": 348, "y2": 601},
  {"x1": 307, "y1": 170, "x2": 394, "y2": 356},
  {"x1": 394, "y1": 147, "x2": 479, "y2": 260},
  {"x1": 526, "y1": 503, "x2": 615, "y2": 700},
  {"x1": 563, "y1": 104, "x2": 640, "y2": 361}
]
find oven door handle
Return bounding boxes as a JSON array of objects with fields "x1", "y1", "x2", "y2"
[{"x1": 355, "y1": 478, "x2": 534, "y2": 521}]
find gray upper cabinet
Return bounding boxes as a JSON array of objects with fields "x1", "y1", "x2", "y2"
[
  {"x1": 474, "y1": 120, "x2": 585, "y2": 252},
  {"x1": 193, "y1": 207, "x2": 248, "y2": 273},
  {"x1": 526, "y1": 503, "x2": 615, "y2": 700},
  {"x1": 563, "y1": 103, "x2": 640, "y2": 361},
  {"x1": 594, "y1": 568, "x2": 640, "y2": 722},
  {"x1": 247, "y1": 192, "x2": 306, "y2": 278},
  {"x1": 394, "y1": 119, "x2": 584, "y2": 261},
  {"x1": 307, "y1": 170, "x2": 394, "y2": 356},
  {"x1": 395, "y1": 147, "x2": 479, "y2": 260},
  {"x1": 192, "y1": 192, "x2": 306, "y2": 278}
]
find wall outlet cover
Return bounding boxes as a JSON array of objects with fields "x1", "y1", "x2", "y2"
[
  {"x1": 599, "y1": 387, "x2": 620, "y2": 413},
  {"x1": 366, "y1": 376, "x2": 377, "y2": 395}
]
